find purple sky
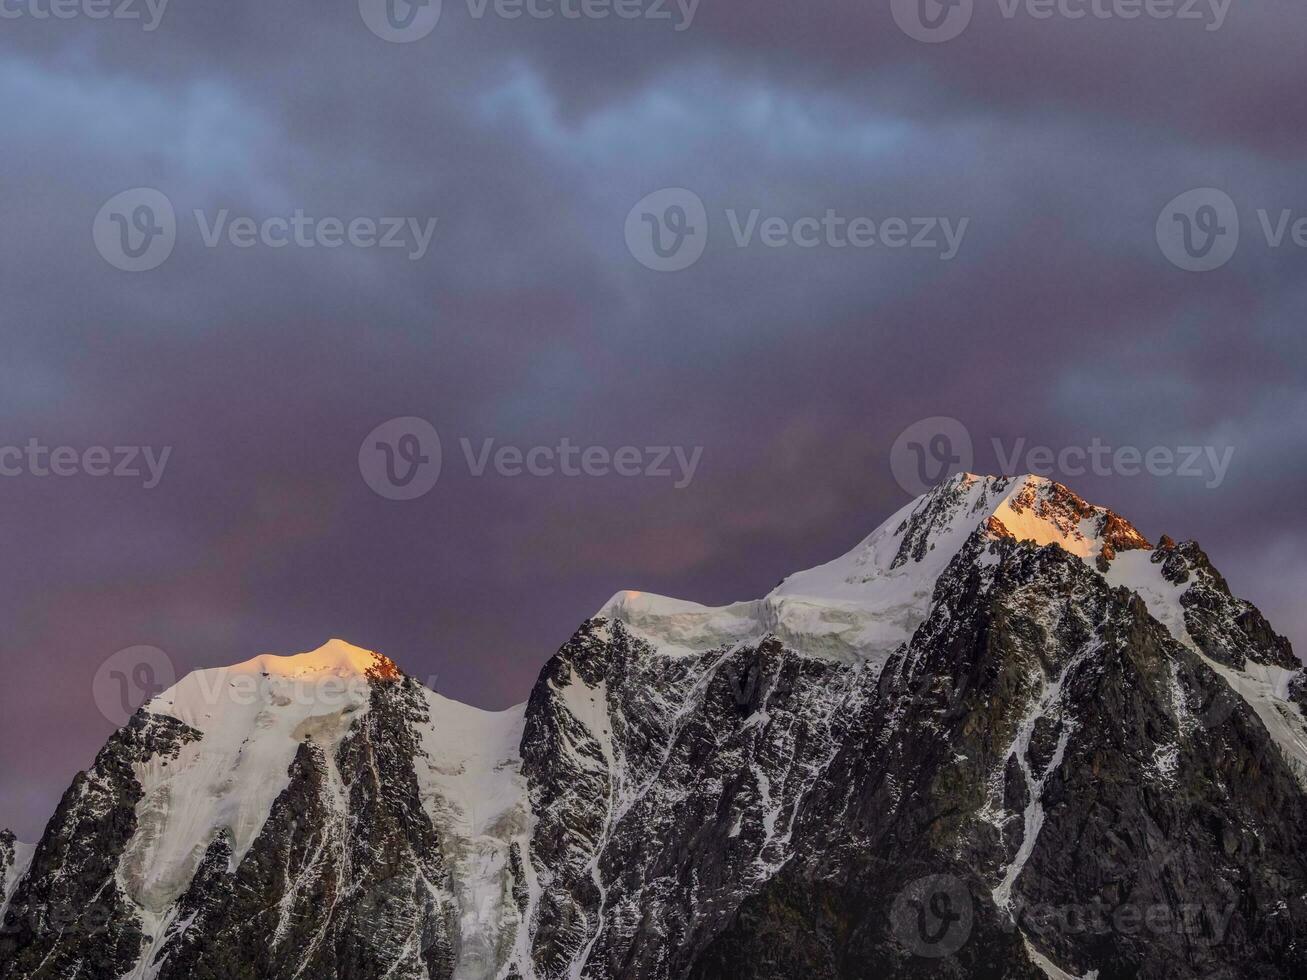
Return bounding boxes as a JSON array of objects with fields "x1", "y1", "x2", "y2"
[{"x1": 1, "y1": 0, "x2": 1305, "y2": 841}]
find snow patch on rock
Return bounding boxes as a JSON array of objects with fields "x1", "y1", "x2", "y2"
[
  {"x1": 121, "y1": 640, "x2": 380, "y2": 916},
  {"x1": 414, "y1": 691, "x2": 530, "y2": 980},
  {"x1": 1, "y1": 836, "x2": 35, "y2": 920},
  {"x1": 600, "y1": 474, "x2": 1151, "y2": 669}
]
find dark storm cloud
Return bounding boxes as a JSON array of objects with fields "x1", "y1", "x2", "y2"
[{"x1": 1, "y1": 0, "x2": 1305, "y2": 839}]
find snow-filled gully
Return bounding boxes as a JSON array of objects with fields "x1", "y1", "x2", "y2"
[{"x1": 992, "y1": 648, "x2": 1091, "y2": 912}]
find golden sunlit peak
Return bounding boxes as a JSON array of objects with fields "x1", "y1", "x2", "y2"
[{"x1": 228, "y1": 639, "x2": 389, "y2": 679}]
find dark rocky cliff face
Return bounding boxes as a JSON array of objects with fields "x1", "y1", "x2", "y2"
[
  {"x1": 2, "y1": 479, "x2": 1304, "y2": 980},
  {"x1": 149, "y1": 673, "x2": 458, "y2": 980},
  {"x1": 0, "y1": 830, "x2": 28, "y2": 911},
  {"x1": 1, "y1": 673, "x2": 459, "y2": 980},
  {"x1": 521, "y1": 619, "x2": 861, "y2": 979},
  {"x1": 0, "y1": 832, "x2": 16, "y2": 886},
  {"x1": 687, "y1": 531, "x2": 1307, "y2": 979},
  {"x1": 0, "y1": 711, "x2": 199, "y2": 980}
]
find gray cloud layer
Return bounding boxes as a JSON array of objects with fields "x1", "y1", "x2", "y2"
[{"x1": 0, "y1": 0, "x2": 1304, "y2": 839}]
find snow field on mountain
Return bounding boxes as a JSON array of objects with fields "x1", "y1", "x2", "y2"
[
  {"x1": 602, "y1": 475, "x2": 1156, "y2": 669},
  {"x1": 122, "y1": 641, "x2": 377, "y2": 916},
  {"x1": 605, "y1": 475, "x2": 1307, "y2": 797},
  {"x1": 1, "y1": 840, "x2": 34, "y2": 923},
  {"x1": 15, "y1": 474, "x2": 1301, "y2": 980},
  {"x1": 1105, "y1": 551, "x2": 1307, "y2": 785},
  {"x1": 413, "y1": 689, "x2": 530, "y2": 980}
]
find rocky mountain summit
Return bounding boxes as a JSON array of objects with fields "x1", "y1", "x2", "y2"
[{"x1": 3, "y1": 475, "x2": 1304, "y2": 979}]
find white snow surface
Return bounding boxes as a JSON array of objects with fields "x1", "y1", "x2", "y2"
[
  {"x1": 992, "y1": 648, "x2": 1089, "y2": 911},
  {"x1": 1104, "y1": 551, "x2": 1307, "y2": 785},
  {"x1": 121, "y1": 639, "x2": 380, "y2": 918},
  {"x1": 600, "y1": 474, "x2": 1144, "y2": 667},
  {"x1": 602, "y1": 475, "x2": 1305, "y2": 780},
  {"x1": 61, "y1": 475, "x2": 1303, "y2": 980},
  {"x1": 600, "y1": 472, "x2": 1306, "y2": 975},
  {"x1": 413, "y1": 689, "x2": 530, "y2": 980},
  {"x1": 1023, "y1": 934, "x2": 1098, "y2": 980},
  {"x1": 2, "y1": 837, "x2": 35, "y2": 919},
  {"x1": 109, "y1": 638, "x2": 535, "y2": 980}
]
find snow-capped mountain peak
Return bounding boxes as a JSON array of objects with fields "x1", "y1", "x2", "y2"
[
  {"x1": 600, "y1": 474, "x2": 1154, "y2": 666},
  {"x1": 113, "y1": 640, "x2": 402, "y2": 925},
  {"x1": 5, "y1": 479, "x2": 1305, "y2": 980},
  {"x1": 169, "y1": 637, "x2": 396, "y2": 686},
  {"x1": 777, "y1": 472, "x2": 1150, "y2": 594},
  {"x1": 235, "y1": 637, "x2": 399, "y2": 676}
]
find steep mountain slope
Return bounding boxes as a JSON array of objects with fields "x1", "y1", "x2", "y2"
[
  {"x1": 692, "y1": 507, "x2": 1307, "y2": 979},
  {"x1": 0, "y1": 831, "x2": 34, "y2": 923},
  {"x1": 2, "y1": 474, "x2": 1303, "y2": 980}
]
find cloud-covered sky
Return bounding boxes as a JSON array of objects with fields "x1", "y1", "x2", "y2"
[{"x1": 1, "y1": 0, "x2": 1304, "y2": 840}]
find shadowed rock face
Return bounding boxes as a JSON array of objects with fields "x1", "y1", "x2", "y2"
[
  {"x1": 0, "y1": 832, "x2": 15, "y2": 884},
  {"x1": 687, "y1": 532, "x2": 1307, "y2": 980},
  {"x1": 1, "y1": 830, "x2": 33, "y2": 916},
  {"x1": 1156, "y1": 539, "x2": 1299, "y2": 671},
  {"x1": 0, "y1": 712, "x2": 200, "y2": 980},
  {"x1": 2, "y1": 478, "x2": 1304, "y2": 980},
  {"x1": 149, "y1": 675, "x2": 458, "y2": 980},
  {"x1": 520, "y1": 621, "x2": 864, "y2": 980},
  {"x1": 0, "y1": 676, "x2": 458, "y2": 980}
]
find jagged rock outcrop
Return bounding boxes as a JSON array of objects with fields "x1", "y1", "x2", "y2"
[
  {"x1": 149, "y1": 674, "x2": 459, "y2": 980},
  {"x1": 3, "y1": 475, "x2": 1303, "y2": 980},
  {"x1": 0, "y1": 831, "x2": 34, "y2": 929},
  {"x1": 689, "y1": 523, "x2": 1307, "y2": 979},
  {"x1": 0, "y1": 712, "x2": 200, "y2": 979}
]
